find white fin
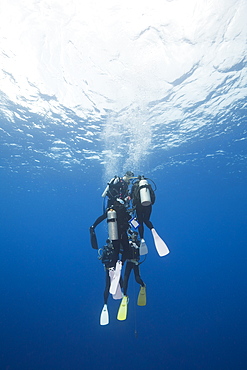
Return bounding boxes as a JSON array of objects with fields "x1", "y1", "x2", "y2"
[
  {"x1": 140, "y1": 239, "x2": 148, "y2": 255},
  {"x1": 100, "y1": 304, "x2": 109, "y2": 325},
  {"x1": 109, "y1": 260, "x2": 122, "y2": 295},
  {"x1": 113, "y1": 283, "x2": 123, "y2": 300},
  {"x1": 151, "y1": 229, "x2": 170, "y2": 257}
]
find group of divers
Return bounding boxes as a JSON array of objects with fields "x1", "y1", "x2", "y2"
[{"x1": 89, "y1": 171, "x2": 170, "y2": 325}]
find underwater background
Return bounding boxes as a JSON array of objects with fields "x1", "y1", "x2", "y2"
[{"x1": 0, "y1": 1, "x2": 247, "y2": 369}]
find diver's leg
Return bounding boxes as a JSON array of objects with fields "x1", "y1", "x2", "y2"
[
  {"x1": 133, "y1": 264, "x2": 145, "y2": 286},
  {"x1": 120, "y1": 231, "x2": 130, "y2": 264},
  {"x1": 104, "y1": 269, "x2": 110, "y2": 304},
  {"x1": 123, "y1": 262, "x2": 132, "y2": 296},
  {"x1": 143, "y1": 205, "x2": 154, "y2": 230},
  {"x1": 136, "y1": 204, "x2": 144, "y2": 238}
]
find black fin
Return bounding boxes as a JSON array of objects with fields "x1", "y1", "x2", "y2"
[{"x1": 90, "y1": 229, "x2": 98, "y2": 249}]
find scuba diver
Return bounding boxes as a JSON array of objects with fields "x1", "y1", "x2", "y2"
[
  {"x1": 98, "y1": 239, "x2": 123, "y2": 325},
  {"x1": 90, "y1": 171, "x2": 171, "y2": 326},
  {"x1": 131, "y1": 175, "x2": 170, "y2": 257},
  {"x1": 130, "y1": 175, "x2": 155, "y2": 253},
  {"x1": 117, "y1": 230, "x2": 146, "y2": 321},
  {"x1": 89, "y1": 172, "x2": 134, "y2": 296},
  {"x1": 101, "y1": 171, "x2": 134, "y2": 208}
]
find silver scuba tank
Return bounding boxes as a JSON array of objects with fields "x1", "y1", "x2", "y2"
[
  {"x1": 101, "y1": 184, "x2": 109, "y2": 198},
  {"x1": 107, "y1": 209, "x2": 118, "y2": 240},
  {"x1": 101, "y1": 177, "x2": 115, "y2": 197},
  {"x1": 139, "y1": 179, "x2": 152, "y2": 206}
]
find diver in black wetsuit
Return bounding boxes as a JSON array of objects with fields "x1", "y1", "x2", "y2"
[
  {"x1": 89, "y1": 174, "x2": 132, "y2": 264},
  {"x1": 98, "y1": 239, "x2": 123, "y2": 304},
  {"x1": 130, "y1": 175, "x2": 156, "y2": 240},
  {"x1": 98, "y1": 239, "x2": 124, "y2": 325},
  {"x1": 122, "y1": 230, "x2": 145, "y2": 296}
]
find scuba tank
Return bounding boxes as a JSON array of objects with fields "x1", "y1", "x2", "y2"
[
  {"x1": 102, "y1": 184, "x2": 109, "y2": 198},
  {"x1": 139, "y1": 178, "x2": 152, "y2": 206},
  {"x1": 101, "y1": 177, "x2": 115, "y2": 197},
  {"x1": 107, "y1": 209, "x2": 118, "y2": 240}
]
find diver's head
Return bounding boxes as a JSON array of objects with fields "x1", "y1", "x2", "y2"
[{"x1": 123, "y1": 171, "x2": 134, "y2": 183}]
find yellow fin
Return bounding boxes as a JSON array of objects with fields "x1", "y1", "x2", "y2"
[
  {"x1": 117, "y1": 296, "x2": 128, "y2": 321},
  {"x1": 137, "y1": 286, "x2": 146, "y2": 306}
]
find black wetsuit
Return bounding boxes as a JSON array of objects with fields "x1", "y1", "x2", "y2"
[
  {"x1": 135, "y1": 203, "x2": 154, "y2": 239},
  {"x1": 131, "y1": 181, "x2": 155, "y2": 239},
  {"x1": 123, "y1": 261, "x2": 145, "y2": 296},
  {"x1": 122, "y1": 238, "x2": 145, "y2": 296}
]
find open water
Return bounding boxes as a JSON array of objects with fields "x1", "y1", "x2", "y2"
[{"x1": 0, "y1": 1, "x2": 246, "y2": 369}]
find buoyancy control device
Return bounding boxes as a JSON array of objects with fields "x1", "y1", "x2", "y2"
[
  {"x1": 102, "y1": 176, "x2": 128, "y2": 201},
  {"x1": 98, "y1": 240, "x2": 115, "y2": 266}
]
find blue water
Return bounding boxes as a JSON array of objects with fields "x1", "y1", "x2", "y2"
[
  {"x1": 1, "y1": 1, "x2": 247, "y2": 367},
  {"x1": 1, "y1": 128, "x2": 246, "y2": 369}
]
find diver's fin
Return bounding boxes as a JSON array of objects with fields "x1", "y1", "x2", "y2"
[
  {"x1": 151, "y1": 228, "x2": 170, "y2": 257},
  {"x1": 137, "y1": 285, "x2": 146, "y2": 306},
  {"x1": 109, "y1": 268, "x2": 114, "y2": 278},
  {"x1": 117, "y1": 295, "x2": 128, "y2": 321},
  {"x1": 139, "y1": 239, "x2": 148, "y2": 255},
  {"x1": 113, "y1": 282, "x2": 122, "y2": 300},
  {"x1": 100, "y1": 304, "x2": 109, "y2": 325},
  {"x1": 109, "y1": 270, "x2": 122, "y2": 299},
  {"x1": 109, "y1": 268, "x2": 122, "y2": 299},
  {"x1": 109, "y1": 260, "x2": 122, "y2": 295},
  {"x1": 90, "y1": 228, "x2": 98, "y2": 249}
]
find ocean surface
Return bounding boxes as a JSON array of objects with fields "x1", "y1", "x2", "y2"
[{"x1": 1, "y1": 1, "x2": 247, "y2": 369}]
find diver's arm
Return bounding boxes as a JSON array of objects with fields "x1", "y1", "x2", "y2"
[{"x1": 91, "y1": 212, "x2": 107, "y2": 229}]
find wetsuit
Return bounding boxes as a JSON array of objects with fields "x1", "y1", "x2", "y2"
[
  {"x1": 122, "y1": 236, "x2": 145, "y2": 295},
  {"x1": 122, "y1": 261, "x2": 145, "y2": 296},
  {"x1": 131, "y1": 181, "x2": 155, "y2": 239}
]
